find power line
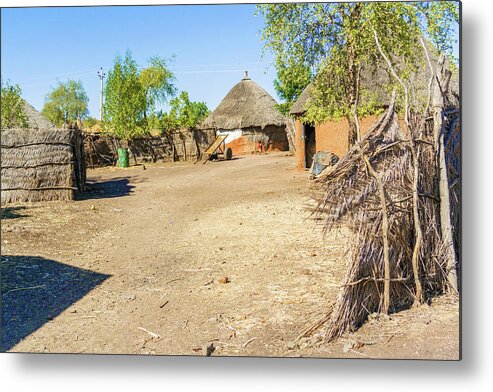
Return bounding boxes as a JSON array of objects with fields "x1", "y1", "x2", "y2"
[
  {"x1": 173, "y1": 68, "x2": 266, "y2": 75},
  {"x1": 16, "y1": 61, "x2": 273, "y2": 86},
  {"x1": 17, "y1": 67, "x2": 100, "y2": 85}
]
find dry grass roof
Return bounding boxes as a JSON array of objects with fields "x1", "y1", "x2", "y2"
[
  {"x1": 202, "y1": 73, "x2": 287, "y2": 130},
  {"x1": 290, "y1": 45, "x2": 459, "y2": 116},
  {"x1": 290, "y1": 83, "x2": 313, "y2": 116},
  {"x1": 22, "y1": 101, "x2": 54, "y2": 129},
  {"x1": 289, "y1": 66, "x2": 396, "y2": 116}
]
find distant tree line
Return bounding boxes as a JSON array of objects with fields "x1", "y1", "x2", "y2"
[
  {"x1": 103, "y1": 51, "x2": 209, "y2": 142},
  {"x1": 2, "y1": 51, "x2": 209, "y2": 141}
]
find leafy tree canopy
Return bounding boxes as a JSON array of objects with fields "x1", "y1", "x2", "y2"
[
  {"x1": 104, "y1": 51, "x2": 145, "y2": 140},
  {"x1": 140, "y1": 56, "x2": 176, "y2": 119},
  {"x1": 1, "y1": 80, "x2": 29, "y2": 129},
  {"x1": 160, "y1": 91, "x2": 209, "y2": 133},
  {"x1": 42, "y1": 79, "x2": 89, "y2": 127},
  {"x1": 104, "y1": 51, "x2": 176, "y2": 140},
  {"x1": 258, "y1": 1, "x2": 459, "y2": 141},
  {"x1": 273, "y1": 60, "x2": 312, "y2": 115}
]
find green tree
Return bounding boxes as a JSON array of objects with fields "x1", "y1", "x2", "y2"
[
  {"x1": 1, "y1": 80, "x2": 29, "y2": 129},
  {"x1": 273, "y1": 60, "x2": 312, "y2": 115},
  {"x1": 258, "y1": 1, "x2": 459, "y2": 145},
  {"x1": 103, "y1": 51, "x2": 147, "y2": 141},
  {"x1": 139, "y1": 56, "x2": 176, "y2": 121},
  {"x1": 160, "y1": 91, "x2": 209, "y2": 133},
  {"x1": 104, "y1": 51, "x2": 176, "y2": 140},
  {"x1": 42, "y1": 79, "x2": 89, "y2": 126}
]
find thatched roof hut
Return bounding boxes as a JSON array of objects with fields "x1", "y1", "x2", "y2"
[
  {"x1": 22, "y1": 100, "x2": 54, "y2": 129},
  {"x1": 201, "y1": 72, "x2": 289, "y2": 155},
  {"x1": 289, "y1": 42, "x2": 459, "y2": 116},
  {"x1": 290, "y1": 83, "x2": 313, "y2": 117},
  {"x1": 290, "y1": 63, "x2": 395, "y2": 117},
  {"x1": 290, "y1": 48, "x2": 459, "y2": 169},
  {"x1": 203, "y1": 71, "x2": 287, "y2": 130},
  {"x1": 1, "y1": 126, "x2": 85, "y2": 204}
]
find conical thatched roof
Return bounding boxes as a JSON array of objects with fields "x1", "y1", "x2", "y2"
[
  {"x1": 290, "y1": 82, "x2": 313, "y2": 116},
  {"x1": 202, "y1": 72, "x2": 287, "y2": 130},
  {"x1": 289, "y1": 65, "x2": 396, "y2": 116},
  {"x1": 22, "y1": 100, "x2": 54, "y2": 129}
]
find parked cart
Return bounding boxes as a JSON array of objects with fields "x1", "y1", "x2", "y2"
[{"x1": 201, "y1": 134, "x2": 233, "y2": 164}]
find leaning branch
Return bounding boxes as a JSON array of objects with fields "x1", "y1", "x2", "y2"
[
  {"x1": 373, "y1": 27, "x2": 423, "y2": 304},
  {"x1": 357, "y1": 144, "x2": 392, "y2": 313},
  {"x1": 352, "y1": 65, "x2": 362, "y2": 143}
]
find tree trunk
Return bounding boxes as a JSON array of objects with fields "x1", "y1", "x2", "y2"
[
  {"x1": 432, "y1": 55, "x2": 458, "y2": 294},
  {"x1": 285, "y1": 117, "x2": 297, "y2": 153},
  {"x1": 345, "y1": 3, "x2": 362, "y2": 149},
  {"x1": 347, "y1": 116, "x2": 358, "y2": 148}
]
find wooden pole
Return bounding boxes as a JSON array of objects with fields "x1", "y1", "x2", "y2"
[
  {"x1": 432, "y1": 55, "x2": 458, "y2": 294},
  {"x1": 373, "y1": 27, "x2": 424, "y2": 304}
]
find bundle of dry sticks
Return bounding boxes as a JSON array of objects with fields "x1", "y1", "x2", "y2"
[{"x1": 310, "y1": 52, "x2": 460, "y2": 342}]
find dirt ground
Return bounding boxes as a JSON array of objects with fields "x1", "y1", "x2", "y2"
[{"x1": 1, "y1": 153, "x2": 459, "y2": 359}]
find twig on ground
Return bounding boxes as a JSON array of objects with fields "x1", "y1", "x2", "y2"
[
  {"x1": 159, "y1": 300, "x2": 169, "y2": 309},
  {"x1": 242, "y1": 338, "x2": 256, "y2": 348},
  {"x1": 4, "y1": 285, "x2": 45, "y2": 296},
  {"x1": 297, "y1": 308, "x2": 333, "y2": 340},
  {"x1": 165, "y1": 277, "x2": 184, "y2": 285},
  {"x1": 138, "y1": 327, "x2": 160, "y2": 338},
  {"x1": 383, "y1": 332, "x2": 397, "y2": 345}
]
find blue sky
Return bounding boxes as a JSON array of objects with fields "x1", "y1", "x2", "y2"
[
  {"x1": 1, "y1": 3, "x2": 460, "y2": 119},
  {"x1": 1, "y1": 4, "x2": 277, "y2": 118}
]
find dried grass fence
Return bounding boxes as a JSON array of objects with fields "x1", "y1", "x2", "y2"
[
  {"x1": 306, "y1": 51, "x2": 460, "y2": 342},
  {"x1": 84, "y1": 129, "x2": 215, "y2": 168},
  {"x1": 1, "y1": 127, "x2": 85, "y2": 204}
]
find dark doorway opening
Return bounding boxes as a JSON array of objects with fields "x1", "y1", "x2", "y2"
[{"x1": 304, "y1": 123, "x2": 316, "y2": 169}]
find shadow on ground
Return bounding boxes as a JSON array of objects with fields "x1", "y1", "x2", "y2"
[
  {"x1": 1, "y1": 206, "x2": 29, "y2": 220},
  {"x1": 204, "y1": 155, "x2": 245, "y2": 163},
  {"x1": 1, "y1": 255, "x2": 110, "y2": 352},
  {"x1": 76, "y1": 177, "x2": 137, "y2": 200}
]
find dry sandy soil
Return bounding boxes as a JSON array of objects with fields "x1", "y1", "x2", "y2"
[{"x1": 1, "y1": 153, "x2": 459, "y2": 359}]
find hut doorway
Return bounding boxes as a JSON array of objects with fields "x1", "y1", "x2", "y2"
[{"x1": 304, "y1": 123, "x2": 316, "y2": 168}]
